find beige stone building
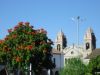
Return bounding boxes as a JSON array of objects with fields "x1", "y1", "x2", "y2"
[{"x1": 52, "y1": 27, "x2": 98, "y2": 74}]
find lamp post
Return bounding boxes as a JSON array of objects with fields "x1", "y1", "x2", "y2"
[
  {"x1": 77, "y1": 16, "x2": 80, "y2": 46},
  {"x1": 72, "y1": 16, "x2": 83, "y2": 47}
]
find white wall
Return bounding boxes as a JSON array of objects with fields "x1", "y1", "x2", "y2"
[{"x1": 53, "y1": 54, "x2": 64, "y2": 69}]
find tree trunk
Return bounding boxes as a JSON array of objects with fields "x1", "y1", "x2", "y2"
[{"x1": 14, "y1": 68, "x2": 23, "y2": 75}]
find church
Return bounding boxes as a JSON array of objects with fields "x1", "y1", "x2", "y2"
[{"x1": 52, "y1": 27, "x2": 99, "y2": 74}]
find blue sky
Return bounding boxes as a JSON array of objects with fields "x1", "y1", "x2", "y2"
[{"x1": 0, "y1": 0, "x2": 100, "y2": 48}]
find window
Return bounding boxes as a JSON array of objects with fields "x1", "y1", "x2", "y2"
[
  {"x1": 57, "y1": 44, "x2": 60, "y2": 51},
  {"x1": 71, "y1": 51, "x2": 74, "y2": 54},
  {"x1": 86, "y1": 43, "x2": 90, "y2": 50}
]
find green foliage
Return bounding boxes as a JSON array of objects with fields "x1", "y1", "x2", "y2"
[
  {"x1": 88, "y1": 55, "x2": 100, "y2": 75},
  {"x1": 60, "y1": 58, "x2": 87, "y2": 75},
  {"x1": 0, "y1": 22, "x2": 54, "y2": 73},
  {"x1": 60, "y1": 56, "x2": 100, "y2": 75}
]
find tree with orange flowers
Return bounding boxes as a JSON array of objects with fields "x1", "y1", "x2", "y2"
[{"x1": 0, "y1": 22, "x2": 55, "y2": 75}]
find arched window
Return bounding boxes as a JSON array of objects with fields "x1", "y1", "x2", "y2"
[
  {"x1": 86, "y1": 43, "x2": 90, "y2": 50},
  {"x1": 57, "y1": 44, "x2": 60, "y2": 51}
]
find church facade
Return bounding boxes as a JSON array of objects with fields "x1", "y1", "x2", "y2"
[{"x1": 52, "y1": 27, "x2": 96, "y2": 73}]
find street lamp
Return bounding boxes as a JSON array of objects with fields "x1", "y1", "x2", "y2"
[
  {"x1": 77, "y1": 16, "x2": 80, "y2": 46},
  {"x1": 72, "y1": 16, "x2": 84, "y2": 47}
]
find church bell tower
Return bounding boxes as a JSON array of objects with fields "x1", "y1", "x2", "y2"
[
  {"x1": 55, "y1": 30, "x2": 67, "y2": 52},
  {"x1": 84, "y1": 27, "x2": 96, "y2": 52}
]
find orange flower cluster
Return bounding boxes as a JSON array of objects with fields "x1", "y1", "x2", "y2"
[
  {"x1": 14, "y1": 22, "x2": 23, "y2": 31},
  {"x1": 26, "y1": 32, "x2": 36, "y2": 35},
  {"x1": 16, "y1": 45, "x2": 25, "y2": 50},
  {"x1": 16, "y1": 56, "x2": 21, "y2": 62},
  {"x1": 38, "y1": 28, "x2": 47, "y2": 34},
  {"x1": 12, "y1": 34, "x2": 17, "y2": 39},
  {"x1": 3, "y1": 45, "x2": 10, "y2": 51},
  {"x1": 8, "y1": 29, "x2": 12, "y2": 33},
  {"x1": 14, "y1": 25, "x2": 19, "y2": 31},
  {"x1": 18, "y1": 22, "x2": 23, "y2": 26},
  {"x1": 4, "y1": 37, "x2": 8, "y2": 41},
  {"x1": 31, "y1": 32, "x2": 35, "y2": 35},
  {"x1": 0, "y1": 40, "x2": 4, "y2": 44},
  {"x1": 8, "y1": 34, "x2": 17, "y2": 39},
  {"x1": 22, "y1": 29, "x2": 36, "y2": 35},
  {"x1": 4, "y1": 34, "x2": 17, "y2": 41},
  {"x1": 25, "y1": 45, "x2": 33, "y2": 50},
  {"x1": 25, "y1": 22, "x2": 30, "y2": 27},
  {"x1": 7, "y1": 22, "x2": 35, "y2": 34},
  {"x1": 24, "y1": 22, "x2": 34, "y2": 29}
]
